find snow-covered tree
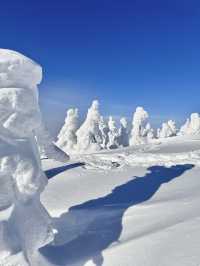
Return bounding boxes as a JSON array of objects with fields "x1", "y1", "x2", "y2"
[
  {"x1": 179, "y1": 118, "x2": 190, "y2": 135},
  {"x1": 118, "y1": 117, "x2": 129, "y2": 147},
  {"x1": 143, "y1": 123, "x2": 155, "y2": 141},
  {"x1": 0, "y1": 49, "x2": 55, "y2": 263},
  {"x1": 147, "y1": 129, "x2": 155, "y2": 141},
  {"x1": 76, "y1": 100, "x2": 102, "y2": 152},
  {"x1": 141, "y1": 122, "x2": 154, "y2": 139},
  {"x1": 56, "y1": 108, "x2": 79, "y2": 152},
  {"x1": 107, "y1": 116, "x2": 120, "y2": 149},
  {"x1": 168, "y1": 120, "x2": 177, "y2": 135},
  {"x1": 158, "y1": 123, "x2": 167, "y2": 138},
  {"x1": 142, "y1": 122, "x2": 151, "y2": 137},
  {"x1": 189, "y1": 113, "x2": 200, "y2": 133},
  {"x1": 179, "y1": 113, "x2": 200, "y2": 135},
  {"x1": 158, "y1": 120, "x2": 177, "y2": 138},
  {"x1": 99, "y1": 116, "x2": 109, "y2": 149},
  {"x1": 129, "y1": 107, "x2": 149, "y2": 145},
  {"x1": 157, "y1": 128, "x2": 161, "y2": 138}
]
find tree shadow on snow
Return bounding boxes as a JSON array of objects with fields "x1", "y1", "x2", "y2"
[
  {"x1": 41, "y1": 164, "x2": 194, "y2": 265},
  {"x1": 45, "y1": 162, "x2": 85, "y2": 180}
]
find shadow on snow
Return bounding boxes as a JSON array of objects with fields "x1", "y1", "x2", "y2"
[
  {"x1": 45, "y1": 162, "x2": 85, "y2": 180},
  {"x1": 41, "y1": 164, "x2": 194, "y2": 265}
]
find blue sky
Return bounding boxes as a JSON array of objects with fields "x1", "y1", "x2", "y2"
[{"x1": 1, "y1": 0, "x2": 200, "y2": 135}]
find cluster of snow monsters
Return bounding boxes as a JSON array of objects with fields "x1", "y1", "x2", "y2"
[
  {"x1": 57, "y1": 101, "x2": 200, "y2": 153},
  {"x1": 56, "y1": 103, "x2": 150, "y2": 153},
  {"x1": 0, "y1": 49, "x2": 69, "y2": 265},
  {"x1": 56, "y1": 100, "x2": 130, "y2": 153}
]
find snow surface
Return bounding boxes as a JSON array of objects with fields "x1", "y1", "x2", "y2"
[{"x1": 3, "y1": 135, "x2": 200, "y2": 266}]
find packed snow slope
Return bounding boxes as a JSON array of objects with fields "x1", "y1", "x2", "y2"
[{"x1": 3, "y1": 135, "x2": 200, "y2": 266}]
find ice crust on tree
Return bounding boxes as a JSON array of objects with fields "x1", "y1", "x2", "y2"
[
  {"x1": 129, "y1": 107, "x2": 149, "y2": 146},
  {"x1": 76, "y1": 100, "x2": 102, "y2": 152},
  {"x1": 179, "y1": 113, "x2": 200, "y2": 135},
  {"x1": 0, "y1": 49, "x2": 55, "y2": 264},
  {"x1": 56, "y1": 108, "x2": 79, "y2": 153}
]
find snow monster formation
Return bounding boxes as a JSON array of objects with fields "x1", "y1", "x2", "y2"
[
  {"x1": 107, "y1": 116, "x2": 120, "y2": 149},
  {"x1": 157, "y1": 120, "x2": 177, "y2": 138},
  {"x1": 129, "y1": 106, "x2": 149, "y2": 146},
  {"x1": 118, "y1": 117, "x2": 129, "y2": 147},
  {"x1": 179, "y1": 113, "x2": 200, "y2": 136},
  {"x1": 0, "y1": 49, "x2": 58, "y2": 264},
  {"x1": 56, "y1": 108, "x2": 79, "y2": 153},
  {"x1": 76, "y1": 100, "x2": 102, "y2": 152}
]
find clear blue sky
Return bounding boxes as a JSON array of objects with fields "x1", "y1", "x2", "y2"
[{"x1": 1, "y1": 0, "x2": 200, "y2": 134}]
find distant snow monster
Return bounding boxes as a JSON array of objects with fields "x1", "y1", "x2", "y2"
[
  {"x1": 99, "y1": 116, "x2": 109, "y2": 149},
  {"x1": 140, "y1": 122, "x2": 155, "y2": 142},
  {"x1": 56, "y1": 108, "x2": 79, "y2": 153},
  {"x1": 179, "y1": 118, "x2": 190, "y2": 136},
  {"x1": 76, "y1": 100, "x2": 102, "y2": 152},
  {"x1": 179, "y1": 113, "x2": 200, "y2": 135},
  {"x1": 145, "y1": 124, "x2": 155, "y2": 141},
  {"x1": 107, "y1": 116, "x2": 120, "y2": 149},
  {"x1": 129, "y1": 106, "x2": 149, "y2": 145},
  {"x1": 158, "y1": 120, "x2": 177, "y2": 138},
  {"x1": 0, "y1": 49, "x2": 56, "y2": 264},
  {"x1": 118, "y1": 117, "x2": 129, "y2": 147}
]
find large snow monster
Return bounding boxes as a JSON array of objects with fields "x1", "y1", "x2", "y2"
[{"x1": 0, "y1": 49, "x2": 66, "y2": 264}]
